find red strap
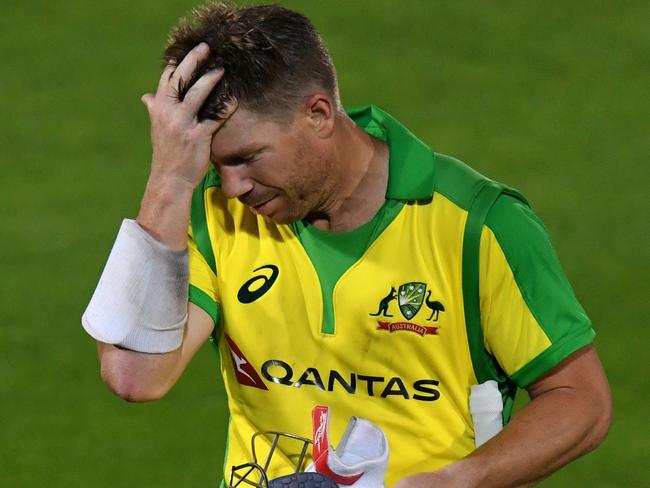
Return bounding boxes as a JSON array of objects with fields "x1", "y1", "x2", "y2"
[{"x1": 311, "y1": 406, "x2": 364, "y2": 485}]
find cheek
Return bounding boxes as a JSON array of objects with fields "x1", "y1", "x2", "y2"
[
  {"x1": 287, "y1": 170, "x2": 319, "y2": 202},
  {"x1": 290, "y1": 146, "x2": 331, "y2": 199}
]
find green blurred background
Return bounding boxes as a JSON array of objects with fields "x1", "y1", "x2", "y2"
[{"x1": 2, "y1": 0, "x2": 648, "y2": 486}]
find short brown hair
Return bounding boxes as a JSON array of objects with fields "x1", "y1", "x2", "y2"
[{"x1": 164, "y1": 2, "x2": 339, "y2": 122}]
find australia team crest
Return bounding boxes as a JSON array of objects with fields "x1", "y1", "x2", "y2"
[
  {"x1": 370, "y1": 281, "x2": 445, "y2": 337},
  {"x1": 398, "y1": 282, "x2": 426, "y2": 319}
]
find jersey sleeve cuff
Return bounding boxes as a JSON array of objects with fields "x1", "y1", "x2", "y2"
[
  {"x1": 510, "y1": 327, "x2": 596, "y2": 387},
  {"x1": 189, "y1": 284, "x2": 221, "y2": 325}
]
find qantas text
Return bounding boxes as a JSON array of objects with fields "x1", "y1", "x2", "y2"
[{"x1": 260, "y1": 359, "x2": 441, "y2": 402}]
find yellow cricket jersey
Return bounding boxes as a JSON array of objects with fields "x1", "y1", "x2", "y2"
[{"x1": 187, "y1": 106, "x2": 594, "y2": 486}]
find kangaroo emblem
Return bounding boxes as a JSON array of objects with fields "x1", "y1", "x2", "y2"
[{"x1": 369, "y1": 287, "x2": 397, "y2": 317}]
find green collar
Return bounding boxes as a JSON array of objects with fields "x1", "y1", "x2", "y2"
[{"x1": 346, "y1": 105, "x2": 435, "y2": 200}]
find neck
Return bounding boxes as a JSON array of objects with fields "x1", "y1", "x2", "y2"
[{"x1": 308, "y1": 115, "x2": 389, "y2": 232}]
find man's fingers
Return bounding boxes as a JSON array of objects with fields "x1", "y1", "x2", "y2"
[
  {"x1": 156, "y1": 64, "x2": 176, "y2": 93},
  {"x1": 183, "y1": 68, "x2": 224, "y2": 113},
  {"x1": 218, "y1": 98, "x2": 239, "y2": 123},
  {"x1": 141, "y1": 93, "x2": 154, "y2": 112},
  {"x1": 147, "y1": 42, "x2": 230, "y2": 134},
  {"x1": 166, "y1": 42, "x2": 211, "y2": 95},
  {"x1": 200, "y1": 98, "x2": 239, "y2": 133}
]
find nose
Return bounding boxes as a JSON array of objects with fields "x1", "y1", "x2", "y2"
[{"x1": 217, "y1": 165, "x2": 255, "y2": 199}]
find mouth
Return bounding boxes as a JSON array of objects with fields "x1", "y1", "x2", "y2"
[{"x1": 249, "y1": 196, "x2": 276, "y2": 215}]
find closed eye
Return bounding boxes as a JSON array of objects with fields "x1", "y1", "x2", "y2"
[
  {"x1": 228, "y1": 155, "x2": 258, "y2": 165},
  {"x1": 219, "y1": 147, "x2": 266, "y2": 167}
]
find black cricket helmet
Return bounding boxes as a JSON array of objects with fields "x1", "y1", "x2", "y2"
[
  {"x1": 227, "y1": 405, "x2": 384, "y2": 488},
  {"x1": 227, "y1": 431, "x2": 336, "y2": 488}
]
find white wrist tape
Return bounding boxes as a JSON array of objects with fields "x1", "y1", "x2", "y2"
[
  {"x1": 82, "y1": 219, "x2": 188, "y2": 353},
  {"x1": 469, "y1": 380, "x2": 504, "y2": 447}
]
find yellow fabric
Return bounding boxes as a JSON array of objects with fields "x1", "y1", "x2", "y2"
[
  {"x1": 189, "y1": 186, "x2": 592, "y2": 486},
  {"x1": 479, "y1": 227, "x2": 553, "y2": 376},
  {"x1": 193, "y1": 189, "x2": 491, "y2": 485}
]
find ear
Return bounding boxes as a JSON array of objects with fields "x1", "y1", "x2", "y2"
[{"x1": 303, "y1": 94, "x2": 335, "y2": 138}]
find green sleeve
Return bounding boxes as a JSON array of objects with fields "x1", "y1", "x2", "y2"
[
  {"x1": 485, "y1": 195, "x2": 595, "y2": 387},
  {"x1": 189, "y1": 284, "x2": 221, "y2": 324}
]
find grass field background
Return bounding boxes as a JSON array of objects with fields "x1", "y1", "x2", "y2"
[{"x1": 1, "y1": 0, "x2": 648, "y2": 486}]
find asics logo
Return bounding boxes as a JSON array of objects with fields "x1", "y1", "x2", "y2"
[{"x1": 237, "y1": 264, "x2": 279, "y2": 303}]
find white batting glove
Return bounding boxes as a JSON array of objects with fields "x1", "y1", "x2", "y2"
[{"x1": 307, "y1": 406, "x2": 389, "y2": 488}]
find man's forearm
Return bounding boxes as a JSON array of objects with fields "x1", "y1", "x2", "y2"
[
  {"x1": 395, "y1": 347, "x2": 611, "y2": 487},
  {"x1": 137, "y1": 175, "x2": 195, "y2": 250},
  {"x1": 85, "y1": 44, "x2": 230, "y2": 399},
  {"x1": 457, "y1": 387, "x2": 607, "y2": 486},
  {"x1": 397, "y1": 390, "x2": 606, "y2": 487}
]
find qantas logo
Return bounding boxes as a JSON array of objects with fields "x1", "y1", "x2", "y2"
[
  {"x1": 224, "y1": 335, "x2": 268, "y2": 390},
  {"x1": 224, "y1": 339, "x2": 441, "y2": 402},
  {"x1": 260, "y1": 359, "x2": 440, "y2": 401}
]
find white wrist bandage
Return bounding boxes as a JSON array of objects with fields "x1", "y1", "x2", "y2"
[
  {"x1": 82, "y1": 219, "x2": 188, "y2": 353},
  {"x1": 469, "y1": 380, "x2": 504, "y2": 447}
]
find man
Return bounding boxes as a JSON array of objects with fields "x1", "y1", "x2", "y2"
[{"x1": 83, "y1": 3, "x2": 611, "y2": 487}]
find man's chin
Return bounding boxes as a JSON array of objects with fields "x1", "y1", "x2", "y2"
[
  {"x1": 258, "y1": 211, "x2": 299, "y2": 225},
  {"x1": 255, "y1": 205, "x2": 305, "y2": 225}
]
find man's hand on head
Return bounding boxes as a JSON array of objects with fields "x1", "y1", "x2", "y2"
[
  {"x1": 137, "y1": 42, "x2": 238, "y2": 249},
  {"x1": 141, "y1": 42, "x2": 237, "y2": 190}
]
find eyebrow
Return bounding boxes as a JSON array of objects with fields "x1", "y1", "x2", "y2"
[{"x1": 220, "y1": 145, "x2": 267, "y2": 164}]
